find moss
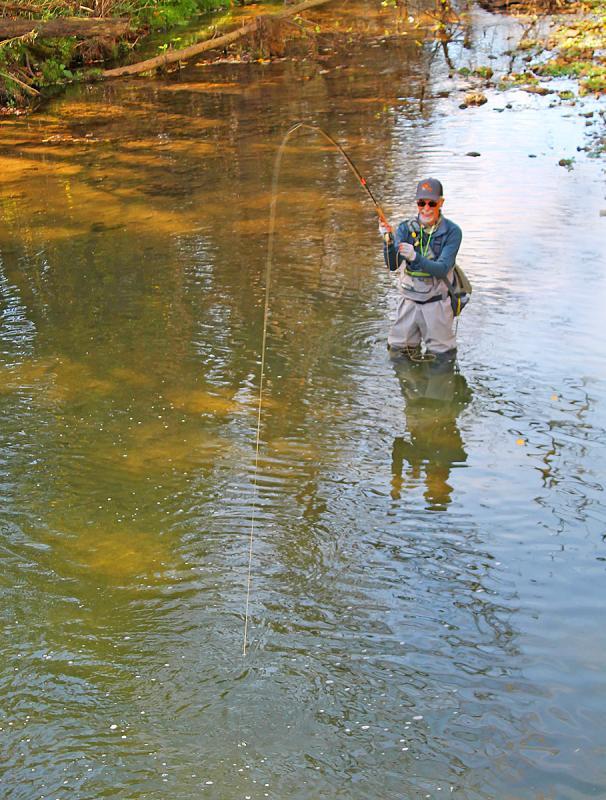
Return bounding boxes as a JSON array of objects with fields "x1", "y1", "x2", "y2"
[
  {"x1": 518, "y1": 38, "x2": 539, "y2": 51},
  {"x1": 535, "y1": 58, "x2": 606, "y2": 94},
  {"x1": 580, "y1": 69, "x2": 606, "y2": 94},
  {"x1": 528, "y1": 1, "x2": 606, "y2": 96},
  {"x1": 472, "y1": 65, "x2": 494, "y2": 79},
  {"x1": 497, "y1": 71, "x2": 539, "y2": 91}
]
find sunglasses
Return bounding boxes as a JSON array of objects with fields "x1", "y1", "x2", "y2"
[{"x1": 417, "y1": 199, "x2": 438, "y2": 208}]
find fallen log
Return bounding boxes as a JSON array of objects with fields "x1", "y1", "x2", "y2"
[
  {"x1": 102, "y1": 0, "x2": 334, "y2": 79},
  {"x1": 0, "y1": 16, "x2": 129, "y2": 39}
]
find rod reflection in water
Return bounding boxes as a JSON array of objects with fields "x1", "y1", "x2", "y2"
[{"x1": 389, "y1": 352, "x2": 471, "y2": 509}]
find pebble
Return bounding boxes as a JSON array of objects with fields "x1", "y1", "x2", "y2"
[{"x1": 465, "y1": 151, "x2": 481, "y2": 157}]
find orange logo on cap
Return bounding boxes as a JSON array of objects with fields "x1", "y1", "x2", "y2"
[{"x1": 422, "y1": 182, "x2": 432, "y2": 191}]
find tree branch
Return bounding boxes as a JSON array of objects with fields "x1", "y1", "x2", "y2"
[{"x1": 101, "y1": 0, "x2": 334, "y2": 79}]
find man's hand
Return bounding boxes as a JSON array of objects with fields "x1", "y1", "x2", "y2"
[
  {"x1": 398, "y1": 242, "x2": 416, "y2": 262},
  {"x1": 378, "y1": 221, "x2": 391, "y2": 237}
]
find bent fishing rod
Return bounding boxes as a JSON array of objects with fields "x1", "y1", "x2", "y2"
[{"x1": 285, "y1": 122, "x2": 393, "y2": 234}]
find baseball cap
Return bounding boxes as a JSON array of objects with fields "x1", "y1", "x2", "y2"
[{"x1": 415, "y1": 178, "x2": 443, "y2": 201}]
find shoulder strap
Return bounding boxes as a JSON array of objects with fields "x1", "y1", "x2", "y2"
[{"x1": 406, "y1": 218, "x2": 421, "y2": 237}]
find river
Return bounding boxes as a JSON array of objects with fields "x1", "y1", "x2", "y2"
[{"x1": 1, "y1": 4, "x2": 605, "y2": 799}]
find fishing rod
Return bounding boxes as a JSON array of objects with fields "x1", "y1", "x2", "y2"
[
  {"x1": 285, "y1": 122, "x2": 393, "y2": 234},
  {"x1": 243, "y1": 122, "x2": 393, "y2": 656}
]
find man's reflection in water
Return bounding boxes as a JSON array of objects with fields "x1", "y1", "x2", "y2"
[{"x1": 389, "y1": 350, "x2": 471, "y2": 510}]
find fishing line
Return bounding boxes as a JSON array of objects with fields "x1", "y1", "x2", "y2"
[{"x1": 242, "y1": 122, "x2": 391, "y2": 657}]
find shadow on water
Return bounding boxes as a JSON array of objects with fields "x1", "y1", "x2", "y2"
[{"x1": 390, "y1": 350, "x2": 471, "y2": 510}]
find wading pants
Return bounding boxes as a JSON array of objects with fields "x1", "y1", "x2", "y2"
[{"x1": 388, "y1": 294, "x2": 456, "y2": 355}]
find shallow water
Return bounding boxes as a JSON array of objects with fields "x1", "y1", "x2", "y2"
[{"x1": 1, "y1": 6, "x2": 605, "y2": 799}]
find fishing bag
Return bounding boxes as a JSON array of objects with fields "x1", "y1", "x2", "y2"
[{"x1": 442, "y1": 265, "x2": 472, "y2": 317}]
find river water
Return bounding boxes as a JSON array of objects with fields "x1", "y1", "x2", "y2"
[{"x1": 1, "y1": 4, "x2": 605, "y2": 799}]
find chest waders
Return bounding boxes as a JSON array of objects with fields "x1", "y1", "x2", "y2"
[{"x1": 406, "y1": 219, "x2": 472, "y2": 317}]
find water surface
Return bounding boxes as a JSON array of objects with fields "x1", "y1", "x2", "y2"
[{"x1": 1, "y1": 6, "x2": 605, "y2": 799}]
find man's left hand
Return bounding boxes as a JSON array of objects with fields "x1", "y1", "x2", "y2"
[{"x1": 398, "y1": 243, "x2": 416, "y2": 262}]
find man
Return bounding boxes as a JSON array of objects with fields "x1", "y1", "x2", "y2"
[{"x1": 380, "y1": 178, "x2": 462, "y2": 359}]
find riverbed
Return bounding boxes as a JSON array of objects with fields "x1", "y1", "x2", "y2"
[{"x1": 1, "y1": 5, "x2": 605, "y2": 799}]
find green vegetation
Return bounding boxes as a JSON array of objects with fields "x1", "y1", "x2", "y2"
[
  {"x1": 531, "y1": 0, "x2": 606, "y2": 94},
  {"x1": 472, "y1": 65, "x2": 493, "y2": 79},
  {"x1": 0, "y1": 0, "x2": 233, "y2": 111},
  {"x1": 117, "y1": 0, "x2": 223, "y2": 30},
  {"x1": 497, "y1": 71, "x2": 539, "y2": 91}
]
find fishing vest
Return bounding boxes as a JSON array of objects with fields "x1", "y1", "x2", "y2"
[{"x1": 397, "y1": 218, "x2": 453, "y2": 303}]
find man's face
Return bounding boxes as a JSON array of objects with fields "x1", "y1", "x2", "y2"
[{"x1": 417, "y1": 196, "x2": 444, "y2": 227}]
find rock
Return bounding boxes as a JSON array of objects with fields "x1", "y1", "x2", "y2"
[
  {"x1": 524, "y1": 85, "x2": 552, "y2": 96},
  {"x1": 466, "y1": 151, "x2": 481, "y2": 157},
  {"x1": 459, "y1": 103, "x2": 468, "y2": 109},
  {"x1": 505, "y1": 103, "x2": 513, "y2": 109},
  {"x1": 464, "y1": 92, "x2": 488, "y2": 106},
  {"x1": 472, "y1": 66, "x2": 493, "y2": 79},
  {"x1": 528, "y1": 154, "x2": 537, "y2": 158}
]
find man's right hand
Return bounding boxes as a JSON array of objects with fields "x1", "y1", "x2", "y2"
[
  {"x1": 379, "y1": 222, "x2": 391, "y2": 238},
  {"x1": 398, "y1": 242, "x2": 416, "y2": 261}
]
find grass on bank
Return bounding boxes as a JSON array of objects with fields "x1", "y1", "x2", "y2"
[
  {"x1": 0, "y1": 0, "x2": 234, "y2": 109},
  {"x1": 512, "y1": 0, "x2": 606, "y2": 94}
]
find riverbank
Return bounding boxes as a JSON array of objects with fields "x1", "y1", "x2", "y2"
[
  {"x1": 0, "y1": 0, "x2": 230, "y2": 110},
  {"x1": 1, "y1": 0, "x2": 605, "y2": 121}
]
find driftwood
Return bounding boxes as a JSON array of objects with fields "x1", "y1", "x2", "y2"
[
  {"x1": 0, "y1": 16, "x2": 129, "y2": 39},
  {"x1": 102, "y1": 0, "x2": 334, "y2": 79}
]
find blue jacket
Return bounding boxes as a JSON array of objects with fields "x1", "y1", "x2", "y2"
[{"x1": 383, "y1": 215, "x2": 462, "y2": 280}]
